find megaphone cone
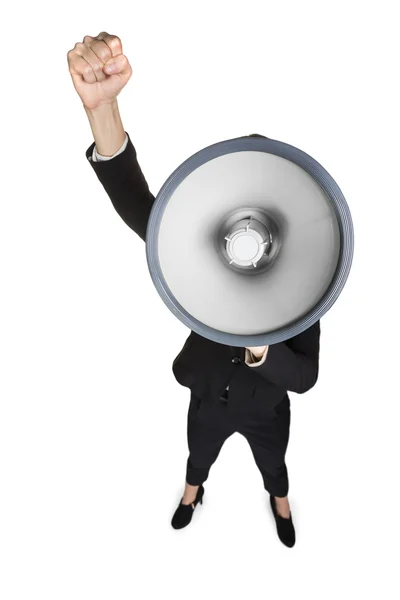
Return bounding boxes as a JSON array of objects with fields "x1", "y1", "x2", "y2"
[{"x1": 146, "y1": 134, "x2": 354, "y2": 346}]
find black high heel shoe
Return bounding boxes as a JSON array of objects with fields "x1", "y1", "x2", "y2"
[
  {"x1": 270, "y1": 495, "x2": 296, "y2": 547},
  {"x1": 171, "y1": 485, "x2": 205, "y2": 530}
]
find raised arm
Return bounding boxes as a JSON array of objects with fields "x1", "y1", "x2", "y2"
[
  {"x1": 67, "y1": 31, "x2": 155, "y2": 241},
  {"x1": 84, "y1": 104, "x2": 155, "y2": 241}
]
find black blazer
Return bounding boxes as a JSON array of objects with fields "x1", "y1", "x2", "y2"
[{"x1": 85, "y1": 132, "x2": 321, "y2": 409}]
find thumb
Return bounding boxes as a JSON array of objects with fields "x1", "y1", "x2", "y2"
[{"x1": 103, "y1": 54, "x2": 131, "y2": 76}]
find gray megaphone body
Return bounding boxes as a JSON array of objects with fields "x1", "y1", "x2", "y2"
[{"x1": 145, "y1": 133, "x2": 354, "y2": 348}]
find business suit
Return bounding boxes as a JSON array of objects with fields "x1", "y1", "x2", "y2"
[{"x1": 85, "y1": 131, "x2": 321, "y2": 497}]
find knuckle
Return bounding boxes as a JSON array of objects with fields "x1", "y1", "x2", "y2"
[
  {"x1": 67, "y1": 50, "x2": 80, "y2": 68},
  {"x1": 83, "y1": 35, "x2": 93, "y2": 44},
  {"x1": 110, "y1": 34, "x2": 121, "y2": 48},
  {"x1": 74, "y1": 41, "x2": 84, "y2": 50}
]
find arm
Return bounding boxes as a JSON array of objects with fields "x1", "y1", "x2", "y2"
[
  {"x1": 85, "y1": 102, "x2": 155, "y2": 241},
  {"x1": 172, "y1": 334, "x2": 193, "y2": 388},
  {"x1": 92, "y1": 131, "x2": 128, "y2": 162},
  {"x1": 171, "y1": 332, "x2": 212, "y2": 398},
  {"x1": 67, "y1": 32, "x2": 154, "y2": 241},
  {"x1": 244, "y1": 321, "x2": 321, "y2": 394}
]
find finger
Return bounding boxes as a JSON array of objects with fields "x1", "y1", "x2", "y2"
[
  {"x1": 69, "y1": 42, "x2": 104, "y2": 82},
  {"x1": 96, "y1": 32, "x2": 123, "y2": 58},
  {"x1": 83, "y1": 34, "x2": 112, "y2": 65},
  {"x1": 80, "y1": 45, "x2": 107, "y2": 82},
  {"x1": 67, "y1": 50, "x2": 97, "y2": 84},
  {"x1": 103, "y1": 53, "x2": 131, "y2": 77}
]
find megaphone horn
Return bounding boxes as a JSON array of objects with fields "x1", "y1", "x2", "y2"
[{"x1": 146, "y1": 134, "x2": 354, "y2": 346}]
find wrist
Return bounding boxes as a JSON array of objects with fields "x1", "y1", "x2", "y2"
[
  {"x1": 84, "y1": 99, "x2": 119, "y2": 118},
  {"x1": 84, "y1": 101, "x2": 126, "y2": 156}
]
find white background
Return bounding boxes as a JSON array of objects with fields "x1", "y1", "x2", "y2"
[{"x1": 1, "y1": 1, "x2": 399, "y2": 598}]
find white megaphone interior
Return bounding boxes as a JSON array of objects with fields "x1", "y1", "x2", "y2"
[{"x1": 157, "y1": 150, "x2": 340, "y2": 335}]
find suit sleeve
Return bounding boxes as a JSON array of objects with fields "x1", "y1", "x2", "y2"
[
  {"x1": 244, "y1": 320, "x2": 321, "y2": 394},
  {"x1": 92, "y1": 133, "x2": 129, "y2": 162},
  {"x1": 172, "y1": 333, "x2": 193, "y2": 388},
  {"x1": 171, "y1": 332, "x2": 206, "y2": 391},
  {"x1": 85, "y1": 131, "x2": 155, "y2": 241}
]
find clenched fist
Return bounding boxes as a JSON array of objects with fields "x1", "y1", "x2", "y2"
[{"x1": 67, "y1": 32, "x2": 132, "y2": 111}]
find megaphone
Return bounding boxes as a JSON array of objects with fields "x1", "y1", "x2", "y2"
[{"x1": 145, "y1": 134, "x2": 354, "y2": 347}]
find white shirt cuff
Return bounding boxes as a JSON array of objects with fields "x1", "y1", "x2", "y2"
[{"x1": 92, "y1": 133, "x2": 129, "y2": 162}]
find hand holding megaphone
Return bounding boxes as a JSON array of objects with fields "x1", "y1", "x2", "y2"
[{"x1": 246, "y1": 346, "x2": 268, "y2": 359}]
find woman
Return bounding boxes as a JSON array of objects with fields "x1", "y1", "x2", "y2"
[{"x1": 67, "y1": 32, "x2": 321, "y2": 548}]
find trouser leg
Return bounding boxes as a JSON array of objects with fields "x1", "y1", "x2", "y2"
[
  {"x1": 185, "y1": 393, "x2": 234, "y2": 486},
  {"x1": 240, "y1": 396, "x2": 291, "y2": 497}
]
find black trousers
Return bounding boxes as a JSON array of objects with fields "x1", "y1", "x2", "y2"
[{"x1": 186, "y1": 390, "x2": 291, "y2": 497}]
